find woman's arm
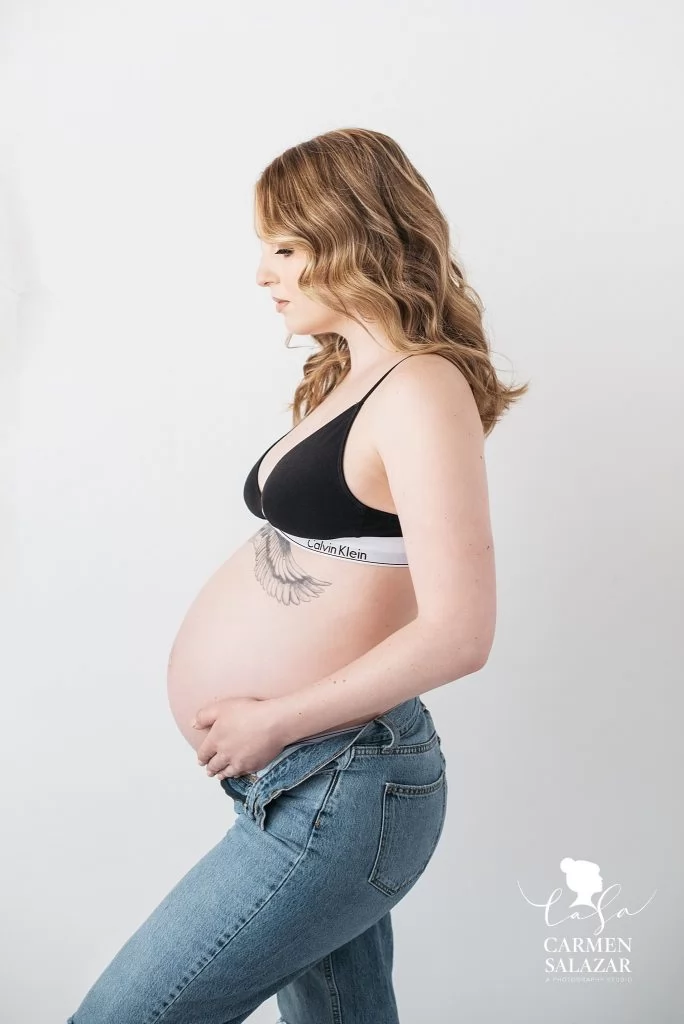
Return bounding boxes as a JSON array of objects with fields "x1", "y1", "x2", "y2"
[{"x1": 275, "y1": 353, "x2": 497, "y2": 744}]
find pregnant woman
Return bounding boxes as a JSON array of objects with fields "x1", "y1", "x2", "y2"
[{"x1": 67, "y1": 128, "x2": 527, "y2": 1024}]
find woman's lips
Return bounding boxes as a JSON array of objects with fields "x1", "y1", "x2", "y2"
[{"x1": 275, "y1": 300, "x2": 289, "y2": 312}]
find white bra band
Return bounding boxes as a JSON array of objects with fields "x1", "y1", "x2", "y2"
[{"x1": 273, "y1": 526, "x2": 409, "y2": 566}]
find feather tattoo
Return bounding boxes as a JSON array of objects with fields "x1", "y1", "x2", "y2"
[{"x1": 250, "y1": 524, "x2": 332, "y2": 605}]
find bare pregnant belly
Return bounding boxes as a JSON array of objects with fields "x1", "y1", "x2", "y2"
[{"x1": 167, "y1": 525, "x2": 418, "y2": 753}]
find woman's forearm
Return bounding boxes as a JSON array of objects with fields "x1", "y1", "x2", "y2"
[{"x1": 274, "y1": 616, "x2": 486, "y2": 745}]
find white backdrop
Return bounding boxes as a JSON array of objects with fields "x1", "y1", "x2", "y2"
[{"x1": 2, "y1": 2, "x2": 682, "y2": 1022}]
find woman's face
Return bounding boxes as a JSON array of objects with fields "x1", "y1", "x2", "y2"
[{"x1": 256, "y1": 237, "x2": 340, "y2": 337}]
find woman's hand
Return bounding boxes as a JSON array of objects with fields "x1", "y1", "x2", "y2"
[{"x1": 192, "y1": 696, "x2": 289, "y2": 779}]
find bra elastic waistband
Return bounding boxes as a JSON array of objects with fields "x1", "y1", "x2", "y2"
[{"x1": 273, "y1": 526, "x2": 408, "y2": 566}]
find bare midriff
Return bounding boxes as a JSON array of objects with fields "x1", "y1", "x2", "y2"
[{"x1": 166, "y1": 525, "x2": 418, "y2": 755}]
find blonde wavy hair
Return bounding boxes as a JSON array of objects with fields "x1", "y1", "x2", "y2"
[{"x1": 254, "y1": 127, "x2": 528, "y2": 437}]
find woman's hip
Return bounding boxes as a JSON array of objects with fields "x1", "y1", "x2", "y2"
[{"x1": 221, "y1": 695, "x2": 448, "y2": 897}]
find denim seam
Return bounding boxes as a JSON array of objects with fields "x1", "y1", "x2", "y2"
[
  {"x1": 322, "y1": 951, "x2": 344, "y2": 1024},
  {"x1": 307, "y1": 769, "x2": 345, "y2": 836}
]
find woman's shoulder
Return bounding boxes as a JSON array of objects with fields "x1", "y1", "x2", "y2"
[{"x1": 383, "y1": 351, "x2": 475, "y2": 406}]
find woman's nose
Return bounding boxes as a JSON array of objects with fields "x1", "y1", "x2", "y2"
[{"x1": 256, "y1": 265, "x2": 277, "y2": 288}]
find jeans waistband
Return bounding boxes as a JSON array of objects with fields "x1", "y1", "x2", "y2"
[
  {"x1": 225, "y1": 696, "x2": 423, "y2": 830},
  {"x1": 253, "y1": 695, "x2": 422, "y2": 778}
]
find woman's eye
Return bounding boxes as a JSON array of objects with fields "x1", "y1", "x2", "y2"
[{"x1": 275, "y1": 248, "x2": 293, "y2": 257}]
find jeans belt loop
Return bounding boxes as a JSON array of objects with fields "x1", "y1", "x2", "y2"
[{"x1": 374, "y1": 714, "x2": 398, "y2": 751}]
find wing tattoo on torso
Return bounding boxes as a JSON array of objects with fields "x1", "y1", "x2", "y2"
[{"x1": 250, "y1": 524, "x2": 332, "y2": 605}]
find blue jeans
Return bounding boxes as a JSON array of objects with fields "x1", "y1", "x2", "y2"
[{"x1": 66, "y1": 696, "x2": 447, "y2": 1023}]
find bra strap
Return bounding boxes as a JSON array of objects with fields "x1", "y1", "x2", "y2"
[{"x1": 357, "y1": 354, "x2": 415, "y2": 407}]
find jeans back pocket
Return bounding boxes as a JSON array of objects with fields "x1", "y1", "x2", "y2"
[{"x1": 368, "y1": 767, "x2": 447, "y2": 897}]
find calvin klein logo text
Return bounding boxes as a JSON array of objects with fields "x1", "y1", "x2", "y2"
[{"x1": 306, "y1": 540, "x2": 368, "y2": 560}]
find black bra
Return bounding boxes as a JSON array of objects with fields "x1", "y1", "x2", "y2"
[{"x1": 243, "y1": 355, "x2": 415, "y2": 539}]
